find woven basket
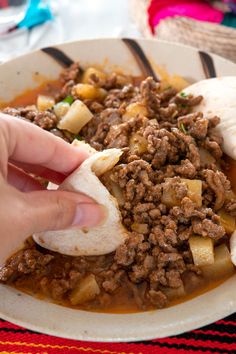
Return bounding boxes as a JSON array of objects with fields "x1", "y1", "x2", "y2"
[{"x1": 130, "y1": 0, "x2": 236, "y2": 63}]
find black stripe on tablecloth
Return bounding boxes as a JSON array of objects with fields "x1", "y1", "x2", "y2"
[
  {"x1": 0, "y1": 312, "x2": 235, "y2": 350},
  {"x1": 0, "y1": 328, "x2": 233, "y2": 354},
  {"x1": 133, "y1": 341, "x2": 233, "y2": 353},
  {"x1": 217, "y1": 313, "x2": 235, "y2": 322},
  {"x1": 0, "y1": 327, "x2": 38, "y2": 335},
  {"x1": 198, "y1": 322, "x2": 236, "y2": 334},
  {"x1": 131, "y1": 313, "x2": 236, "y2": 351},
  {"x1": 177, "y1": 331, "x2": 235, "y2": 344}
]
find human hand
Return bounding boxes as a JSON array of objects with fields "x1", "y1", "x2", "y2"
[{"x1": 0, "y1": 114, "x2": 104, "y2": 261}]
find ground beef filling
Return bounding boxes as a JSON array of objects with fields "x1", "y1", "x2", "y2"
[{"x1": 0, "y1": 64, "x2": 235, "y2": 311}]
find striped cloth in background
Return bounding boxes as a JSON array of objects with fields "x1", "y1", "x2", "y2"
[{"x1": 0, "y1": 313, "x2": 235, "y2": 353}]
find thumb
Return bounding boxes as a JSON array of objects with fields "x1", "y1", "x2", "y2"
[
  {"x1": 0, "y1": 185, "x2": 105, "y2": 265},
  {"x1": 21, "y1": 189, "x2": 105, "y2": 235}
]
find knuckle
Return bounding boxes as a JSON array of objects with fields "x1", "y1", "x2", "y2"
[
  {"x1": 52, "y1": 194, "x2": 76, "y2": 230},
  {"x1": 10, "y1": 189, "x2": 33, "y2": 236}
]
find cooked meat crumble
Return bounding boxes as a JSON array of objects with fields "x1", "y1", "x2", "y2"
[{"x1": 0, "y1": 63, "x2": 235, "y2": 312}]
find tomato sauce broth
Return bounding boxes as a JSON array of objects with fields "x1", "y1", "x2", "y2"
[{"x1": 1, "y1": 77, "x2": 235, "y2": 314}]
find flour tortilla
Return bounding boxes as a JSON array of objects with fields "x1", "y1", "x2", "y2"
[
  {"x1": 33, "y1": 145, "x2": 128, "y2": 256},
  {"x1": 184, "y1": 76, "x2": 236, "y2": 160}
]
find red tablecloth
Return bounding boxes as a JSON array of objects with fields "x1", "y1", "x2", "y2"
[{"x1": 0, "y1": 313, "x2": 235, "y2": 353}]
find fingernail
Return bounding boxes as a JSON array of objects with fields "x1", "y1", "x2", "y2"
[{"x1": 72, "y1": 204, "x2": 106, "y2": 228}]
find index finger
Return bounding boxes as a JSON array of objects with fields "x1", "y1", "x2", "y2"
[{"x1": 0, "y1": 114, "x2": 89, "y2": 174}]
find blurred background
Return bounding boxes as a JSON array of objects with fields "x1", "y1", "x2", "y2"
[
  {"x1": 0, "y1": 0, "x2": 140, "y2": 62},
  {"x1": 1, "y1": 0, "x2": 236, "y2": 62}
]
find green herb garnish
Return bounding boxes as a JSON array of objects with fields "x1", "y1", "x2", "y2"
[
  {"x1": 180, "y1": 92, "x2": 187, "y2": 98},
  {"x1": 62, "y1": 95, "x2": 74, "y2": 105},
  {"x1": 180, "y1": 123, "x2": 187, "y2": 134},
  {"x1": 75, "y1": 135, "x2": 83, "y2": 141}
]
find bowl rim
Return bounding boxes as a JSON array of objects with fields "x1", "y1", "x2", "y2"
[
  {"x1": 0, "y1": 37, "x2": 236, "y2": 342},
  {"x1": 1, "y1": 277, "x2": 236, "y2": 342},
  {"x1": 1, "y1": 36, "x2": 236, "y2": 72}
]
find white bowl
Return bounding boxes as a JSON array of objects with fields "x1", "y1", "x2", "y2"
[{"x1": 0, "y1": 38, "x2": 235, "y2": 342}]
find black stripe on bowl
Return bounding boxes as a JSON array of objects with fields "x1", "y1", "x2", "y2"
[
  {"x1": 199, "y1": 51, "x2": 216, "y2": 78},
  {"x1": 122, "y1": 38, "x2": 159, "y2": 81},
  {"x1": 41, "y1": 47, "x2": 74, "y2": 67}
]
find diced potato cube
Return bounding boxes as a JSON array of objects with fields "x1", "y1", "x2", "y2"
[
  {"x1": 199, "y1": 148, "x2": 215, "y2": 165},
  {"x1": 131, "y1": 223, "x2": 149, "y2": 234},
  {"x1": 161, "y1": 284, "x2": 186, "y2": 300},
  {"x1": 102, "y1": 171, "x2": 125, "y2": 205},
  {"x1": 161, "y1": 182, "x2": 180, "y2": 208},
  {"x1": 53, "y1": 101, "x2": 70, "y2": 119},
  {"x1": 161, "y1": 178, "x2": 202, "y2": 208},
  {"x1": 182, "y1": 271, "x2": 205, "y2": 294},
  {"x1": 201, "y1": 244, "x2": 235, "y2": 280},
  {"x1": 155, "y1": 65, "x2": 189, "y2": 91},
  {"x1": 181, "y1": 179, "x2": 202, "y2": 207},
  {"x1": 230, "y1": 230, "x2": 236, "y2": 266},
  {"x1": 26, "y1": 104, "x2": 37, "y2": 111},
  {"x1": 129, "y1": 133, "x2": 148, "y2": 155},
  {"x1": 116, "y1": 74, "x2": 132, "y2": 86},
  {"x1": 168, "y1": 75, "x2": 189, "y2": 91},
  {"x1": 69, "y1": 274, "x2": 100, "y2": 305},
  {"x1": 123, "y1": 102, "x2": 148, "y2": 121},
  {"x1": 57, "y1": 99, "x2": 93, "y2": 134},
  {"x1": 189, "y1": 236, "x2": 214, "y2": 267},
  {"x1": 82, "y1": 67, "x2": 107, "y2": 83},
  {"x1": 37, "y1": 95, "x2": 55, "y2": 111},
  {"x1": 218, "y1": 210, "x2": 236, "y2": 234},
  {"x1": 225, "y1": 190, "x2": 236, "y2": 201},
  {"x1": 73, "y1": 83, "x2": 107, "y2": 100}
]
